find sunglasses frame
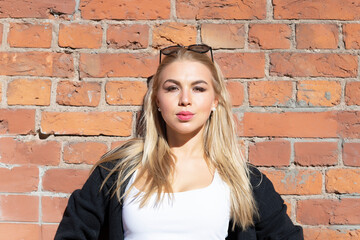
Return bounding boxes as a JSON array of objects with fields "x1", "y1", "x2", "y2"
[{"x1": 159, "y1": 44, "x2": 213, "y2": 64}]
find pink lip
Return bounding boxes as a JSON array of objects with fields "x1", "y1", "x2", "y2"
[{"x1": 176, "y1": 111, "x2": 194, "y2": 121}]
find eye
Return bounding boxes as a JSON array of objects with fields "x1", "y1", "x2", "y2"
[
  {"x1": 193, "y1": 86, "x2": 206, "y2": 92},
  {"x1": 165, "y1": 85, "x2": 179, "y2": 92}
]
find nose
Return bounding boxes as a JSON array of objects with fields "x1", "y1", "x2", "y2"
[{"x1": 179, "y1": 89, "x2": 191, "y2": 106}]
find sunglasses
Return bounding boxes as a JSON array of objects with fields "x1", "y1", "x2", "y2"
[{"x1": 159, "y1": 44, "x2": 213, "y2": 63}]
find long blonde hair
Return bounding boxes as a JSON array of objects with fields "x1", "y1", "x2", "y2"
[{"x1": 96, "y1": 49, "x2": 258, "y2": 230}]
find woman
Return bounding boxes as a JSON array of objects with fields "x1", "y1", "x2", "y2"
[{"x1": 55, "y1": 44, "x2": 303, "y2": 240}]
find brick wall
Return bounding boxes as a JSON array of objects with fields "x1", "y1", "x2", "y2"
[{"x1": 0, "y1": 0, "x2": 360, "y2": 239}]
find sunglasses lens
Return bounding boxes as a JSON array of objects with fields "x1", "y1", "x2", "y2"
[
  {"x1": 188, "y1": 44, "x2": 210, "y2": 53},
  {"x1": 161, "y1": 46, "x2": 182, "y2": 55}
]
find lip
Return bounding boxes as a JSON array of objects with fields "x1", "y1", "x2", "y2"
[{"x1": 176, "y1": 111, "x2": 194, "y2": 121}]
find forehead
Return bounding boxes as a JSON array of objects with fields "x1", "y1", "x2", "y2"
[{"x1": 159, "y1": 60, "x2": 213, "y2": 84}]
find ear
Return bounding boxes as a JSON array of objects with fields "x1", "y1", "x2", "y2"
[{"x1": 213, "y1": 97, "x2": 219, "y2": 109}]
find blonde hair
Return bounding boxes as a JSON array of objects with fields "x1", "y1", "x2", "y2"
[{"x1": 96, "y1": 49, "x2": 258, "y2": 230}]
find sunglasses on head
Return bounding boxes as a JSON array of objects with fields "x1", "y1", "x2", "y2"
[{"x1": 159, "y1": 44, "x2": 213, "y2": 63}]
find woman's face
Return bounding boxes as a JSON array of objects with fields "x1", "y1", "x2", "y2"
[{"x1": 156, "y1": 60, "x2": 218, "y2": 137}]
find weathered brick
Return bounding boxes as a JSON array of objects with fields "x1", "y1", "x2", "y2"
[
  {"x1": 0, "y1": 109, "x2": 35, "y2": 134},
  {"x1": 177, "y1": 0, "x2": 266, "y2": 19},
  {"x1": 0, "y1": 195, "x2": 38, "y2": 221},
  {"x1": 41, "y1": 111, "x2": 132, "y2": 136},
  {"x1": 201, "y1": 24, "x2": 245, "y2": 49},
  {"x1": 63, "y1": 142, "x2": 108, "y2": 165},
  {"x1": 56, "y1": 80, "x2": 101, "y2": 107},
  {"x1": 264, "y1": 169, "x2": 322, "y2": 195},
  {"x1": 107, "y1": 24, "x2": 149, "y2": 49},
  {"x1": 343, "y1": 142, "x2": 360, "y2": 167},
  {"x1": 59, "y1": 23, "x2": 102, "y2": 49},
  {"x1": 297, "y1": 198, "x2": 360, "y2": 225},
  {"x1": 248, "y1": 81, "x2": 292, "y2": 106},
  {"x1": 0, "y1": 223, "x2": 40, "y2": 240},
  {"x1": 304, "y1": 228, "x2": 360, "y2": 240},
  {"x1": 0, "y1": 52, "x2": 73, "y2": 78},
  {"x1": 42, "y1": 196, "x2": 68, "y2": 222},
  {"x1": 0, "y1": 166, "x2": 38, "y2": 193},
  {"x1": 8, "y1": 23, "x2": 52, "y2": 48},
  {"x1": 0, "y1": 24, "x2": 3, "y2": 45},
  {"x1": 274, "y1": 0, "x2": 360, "y2": 20},
  {"x1": 41, "y1": 224, "x2": 58, "y2": 240},
  {"x1": 0, "y1": 138, "x2": 60, "y2": 165},
  {"x1": 80, "y1": 0, "x2": 170, "y2": 20},
  {"x1": 344, "y1": 24, "x2": 360, "y2": 49},
  {"x1": 326, "y1": 169, "x2": 360, "y2": 194},
  {"x1": 249, "y1": 24, "x2": 291, "y2": 49},
  {"x1": 153, "y1": 23, "x2": 196, "y2": 48},
  {"x1": 7, "y1": 78, "x2": 51, "y2": 106},
  {"x1": 297, "y1": 80, "x2": 341, "y2": 107},
  {"x1": 240, "y1": 112, "x2": 337, "y2": 138},
  {"x1": 215, "y1": 53, "x2": 265, "y2": 79},
  {"x1": 249, "y1": 140, "x2": 290, "y2": 166},
  {"x1": 270, "y1": 53, "x2": 357, "y2": 78},
  {"x1": 0, "y1": 0, "x2": 75, "y2": 18},
  {"x1": 80, "y1": 53, "x2": 157, "y2": 78},
  {"x1": 296, "y1": 24, "x2": 338, "y2": 49},
  {"x1": 42, "y1": 168, "x2": 89, "y2": 193},
  {"x1": 345, "y1": 82, "x2": 360, "y2": 106},
  {"x1": 106, "y1": 81, "x2": 147, "y2": 106},
  {"x1": 294, "y1": 142, "x2": 338, "y2": 166},
  {"x1": 226, "y1": 81, "x2": 244, "y2": 106},
  {"x1": 337, "y1": 111, "x2": 360, "y2": 138}
]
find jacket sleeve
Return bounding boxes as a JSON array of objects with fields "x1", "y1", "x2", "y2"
[
  {"x1": 250, "y1": 167, "x2": 304, "y2": 240},
  {"x1": 54, "y1": 162, "x2": 117, "y2": 240}
]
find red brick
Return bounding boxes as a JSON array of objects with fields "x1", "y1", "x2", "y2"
[
  {"x1": 111, "y1": 141, "x2": 126, "y2": 149},
  {"x1": 0, "y1": 52, "x2": 73, "y2": 78},
  {"x1": 297, "y1": 198, "x2": 360, "y2": 225},
  {"x1": 63, "y1": 142, "x2": 108, "y2": 165},
  {"x1": 80, "y1": 53, "x2": 157, "y2": 78},
  {"x1": 41, "y1": 111, "x2": 132, "y2": 136},
  {"x1": 249, "y1": 24, "x2": 291, "y2": 49},
  {"x1": 0, "y1": 109, "x2": 35, "y2": 134},
  {"x1": 152, "y1": 23, "x2": 196, "y2": 48},
  {"x1": 273, "y1": 0, "x2": 360, "y2": 20},
  {"x1": 226, "y1": 81, "x2": 244, "y2": 106},
  {"x1": 344, "y1": 24, "x2": 360, "y2": 49},
  {"x1": 343, "y1": 142, "x2": 360, "y2": 167},
  {"x1": 0, "y1": 0, "x2": 75, "y2": 18},
  {"x1": 0, "y1": 138, "x2": 60, "y2": 165},
  {"x1": 304, "y1": 228, "x2": 360, "y2": 240},
  {"x1": 107, "y1": 24, "x2": 149, "y2": 49},
  {"x1": 337, "y1": 111, "x2": 360, "y2": 138},
  {"x1": 176, "y1": 0, "x2": 266, "y2": 19},
  {"x1": 59, "y1": 23, "x2": 102, "y2": 49},
  {"x1": 106, "y1": 81, "x2": 147, "y2": 106},
  {"x1": 294, "y1": 142, "x2": 338, "y2": 166},
  {"x1": 0, "y1": 223, "x2": 40, "y2": 240},
  {"x1": 296, "y1": 24, "x2": 338, "y2": 49},
  {"x1": 80, "y1": 0, "x2": 170, "y2": 20},
  {"x1": 345, "y1": 82, "x2": 360, "y2": 106},
  {"x1": 8, "y1": 23, "x2": 52, "y2": 48},
  {"x1": 249, "y1": 140, "x2": 290, "y2": 166},
  {"x1": 297, "y1": 80, "x2": 341, "y2": 106},
  {"x1": 42, "y1": 197, "x2": 68, "y2": 222},
  {"x1": 326, "y1": 169, "x2": 360, "y2": 194},
  {"x1": 42, "y1": 168, "x2": 89, "y2": 193},
  {"x1": 56, "y1": 80, "x2": 101, "y2": 107},
  {"x1": 215, "y1": 53, "x2": 265, "y2": 79},
  {"x1": 264, "y1": 169, "x2": 322, "y2": 195},
  {"x1": 0, "y1": 24, "x2": 3, "y2": 45},
  {"x1": 240, "y1": 112, "x2": 337, "y2": 138},
  {"x1": 7, "y1": 78, "x2": 51, "y2": 106},
  {"x1": 0, "y1": 195, "x2": 38, "y2": 221},
  {"x1": 248, "y1": 81, "x2": 292, "y2": 107},
  {"x1": 201, "y1": 24, "x2": 245, "y2": 49},
  {"x1": 0, "y1": 166, "x2": 38, "y2": 193},
  {"x1": 270, "y1": 53, "x2": 357, "y2": 78},
  {"x1": 42, "y1": 224, "x2": 58, "y2": 240}
]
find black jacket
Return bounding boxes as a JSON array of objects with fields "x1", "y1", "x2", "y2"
[{"x1": 55, "y1": 162, "x2": 303, "y2": 240}]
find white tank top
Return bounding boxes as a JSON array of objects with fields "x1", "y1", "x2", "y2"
[{"x1": 122, "y1": 170, "x2": 231, "y2": 240}]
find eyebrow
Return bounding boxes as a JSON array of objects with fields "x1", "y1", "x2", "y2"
[{"x1": 163, "y1": 79, "x2": 209, "y2": 85}]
